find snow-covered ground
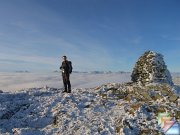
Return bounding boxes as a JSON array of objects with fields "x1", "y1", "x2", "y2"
[
  {"x1": 0, "y1": 83, "x2": 179, "y2": 135},
  {"x1": 0, "y1": 72, "x2": 179, "y2": 135},
  {"x1": 0, "y1": 72, "x2": 131, "y2": 92},
  {"x1": 0, "y1": 86, "x2": 126, "y2": 135}
]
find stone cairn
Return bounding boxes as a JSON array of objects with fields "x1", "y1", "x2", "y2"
[{"x1": 131, "y1": 51, "x2": 173, "y2": 85}]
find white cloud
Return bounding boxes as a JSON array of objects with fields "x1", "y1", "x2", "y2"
[
  {"x1": 161, "y1": 34, "x2": 180, "y2": 41},
  {"x1": 0, "y1": 53, "x2": 57, "y2": 65},
  {"x1": 124, "y1": 36, "x2": 143, "y2": 44},
  {"x1": 0, "y1": 34, "x2": 115, "y2": 71},
  {"x1": 0, "y1": 72, "x2": 131, "y2": 92}
]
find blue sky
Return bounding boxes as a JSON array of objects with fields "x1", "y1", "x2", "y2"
[{"x1": 0, "y1": 0, "x2": 180, "y2": 72}]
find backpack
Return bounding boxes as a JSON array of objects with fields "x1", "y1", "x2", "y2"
[{"x1": 68, "y1": 61, "x2": 73, "y2": 74}]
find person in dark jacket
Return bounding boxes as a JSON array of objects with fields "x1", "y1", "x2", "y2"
[{"x1": 60, "y1": 56, "x2": 71, "y2": 93}]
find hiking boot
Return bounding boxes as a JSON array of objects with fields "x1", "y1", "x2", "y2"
[
  {"x1": 67, "y1": 90, "x2": 71, "y2": 93},
  {"x1": 62, "y1": 90, "x2": 67, "y2": 93}
]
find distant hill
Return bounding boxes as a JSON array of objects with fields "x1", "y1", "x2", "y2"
[
  {"x1": 15, "y1": 71, "x2": 30, "y2": 73},
  {"x1": 53, "y1": 70, "x2": 130, "y2": 74}
]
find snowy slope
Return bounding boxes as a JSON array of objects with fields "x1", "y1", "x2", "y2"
[
  {"x1": 0, "y1": 86, "x2": 125, "y2": 135},
  {"x1": 0, "y1": 83, "x2": 179, "y2": 135}
]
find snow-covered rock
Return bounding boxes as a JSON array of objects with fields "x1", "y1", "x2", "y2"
[{"x1": 131, "y1": 51, "x2": 173, "y2": 85}]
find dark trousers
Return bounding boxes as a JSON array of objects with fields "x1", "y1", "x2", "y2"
[{"x1": 62, "y1": 73, "x2": 71, "y2": 92}]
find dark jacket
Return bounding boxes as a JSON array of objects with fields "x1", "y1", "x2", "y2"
[{"x1": 60, "y1": 60, "x2": 70, "y2": 74}]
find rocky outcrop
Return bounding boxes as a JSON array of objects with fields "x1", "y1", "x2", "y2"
[
  {"x1": 131, "y1": 51, "x2": 173, "y2": 85},
  {"x1": 97, "y1": 82, "x2": 179, "y2": 135}
]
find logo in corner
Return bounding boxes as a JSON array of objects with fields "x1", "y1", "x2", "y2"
[{"x1": 158, "y1": 112, "x2": 180, "y2": 135}]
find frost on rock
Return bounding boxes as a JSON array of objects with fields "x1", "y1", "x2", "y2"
[{"x1": 131, "y1": 51, "x2": 173, "y2": 86}]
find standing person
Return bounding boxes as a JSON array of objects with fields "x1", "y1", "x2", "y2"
[{"x1": 60, "y1": 56, "x2": 72, "y2": 93}]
